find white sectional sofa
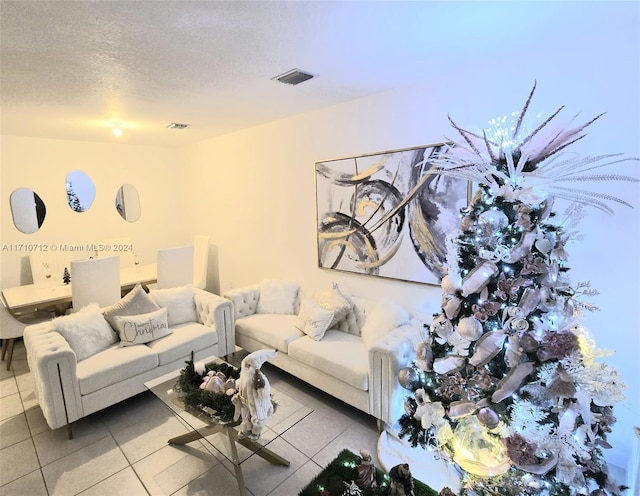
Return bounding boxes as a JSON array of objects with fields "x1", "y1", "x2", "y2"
[
  {"x1": 223, "y1": 280, "x2": 422, "y2": 426},
  {"x1": 24, "y1": 285, "x2": 234, "y2": 436}
]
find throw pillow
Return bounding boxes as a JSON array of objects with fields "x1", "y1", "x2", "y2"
[
  {"x1": 256, "y1": 279, "x2": 299, "y2": 315},
  {"x1": 316, "y1": 283, "x2": 353, "y2": 328},
  {"x1": 53, "y1": 303, "x2": 117, "y2": 361},
  {"x1": 294, "y1": 299, "x2": 334, "y2": 341},
  {"x1": 149, "y1": 285, "x2": 198, "y2": 326},
  {"x1": 114, "y1": 307, "x2": 171, "y2": 346},
  {"x1": 102, "y1": 283, "x2": 161, "y2": 331},
  {"x1": 361, "y1": 300, "x2": 410, "y2": 348}
]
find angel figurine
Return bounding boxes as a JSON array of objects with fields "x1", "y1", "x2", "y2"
[{"x1": 232, "y1": 349, "x2": 277, "y2": 440}]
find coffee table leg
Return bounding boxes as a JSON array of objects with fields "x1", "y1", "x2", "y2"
[
  {"x1": 168, "y1": 424, "x2": 225, "y2": 445},
  {"x1": 236, "y1": 437, "x2": 290, "y2": 466},
  {"x1": 226, "y1": 427, "x2": 247, "y2": 496}
]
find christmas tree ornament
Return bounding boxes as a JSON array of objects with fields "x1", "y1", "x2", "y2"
[{"x1": 397, "y1": 367, "x2": 420, "y2": 390}]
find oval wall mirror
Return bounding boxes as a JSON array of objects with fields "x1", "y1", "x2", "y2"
[
  {"x1": 115, "y1": 184, "x2": 141, "y2": 222},
  {"x1": 65, "y1": 170, "x2": 95, "y2": 212},
  {"x1": 10, "y1": 187, "x2": 47, "y2": 234}
]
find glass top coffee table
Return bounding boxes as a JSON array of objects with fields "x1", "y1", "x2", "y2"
[{"x1": 145, "y1": 358, "x2": 313, "y2": 496}]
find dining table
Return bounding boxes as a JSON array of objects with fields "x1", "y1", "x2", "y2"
[{"x1": 1, "y1": 263, "x2": 157, "y2": 316}]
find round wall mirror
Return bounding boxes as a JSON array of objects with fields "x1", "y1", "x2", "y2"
[
  {"x1": 115, "y1": 184, "x2": 141, "y2": 222},
  {"x1": 10, "y1": 187, "x2": 47, "y2": 233},
  {"x1": 65, "y1": 170, "x2": 95, "y2": 212}
]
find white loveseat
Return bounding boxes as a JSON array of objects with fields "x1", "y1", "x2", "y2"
[
  {"x1": 223, "y1": 280, "x2": 422, "y2": 426},
  {"x1": 24, "y1": 285, "x2": 234, "y2": 435}
]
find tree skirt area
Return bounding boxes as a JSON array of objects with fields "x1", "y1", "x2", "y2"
[
  {"x1": 377, "y1": 428, "x2": 462, "y2": 494},
  {"x1": 299, "y1": 448, "x2": 438, "y2": 496}
]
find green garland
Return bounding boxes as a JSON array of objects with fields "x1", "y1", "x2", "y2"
[{"x1": 175, "y1": 357, "x2": 240, "y2": 423}]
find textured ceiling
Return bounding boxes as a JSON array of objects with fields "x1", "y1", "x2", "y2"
[{"x1": 0, "y1": 1, "x2": 627, "y2": 147}]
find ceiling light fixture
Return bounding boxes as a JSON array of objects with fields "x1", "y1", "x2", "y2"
[
  {"x1": 166, "y1": 122, "x2": 190, "y2": 129},
  {"x1": 272, "y1": 68, "x2": 316, "y2": 86},
  {"x1": 112, "y1": 127, "x2": 123, "y2": 137}
]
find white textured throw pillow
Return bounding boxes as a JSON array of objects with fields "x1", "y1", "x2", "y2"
[
  {"x1": 149, "y1": 285, "x2": 198, "y2": 326},
  {"x1": 316, "y1": 283, "x2": 353, "y2": 328},
  {"x1": 54, "y1": 303, "x2": 117, "y2": 361},
  {"x1": 294, "y1": 299, "x2": 334, "y2": 341},
  {"x1": 256, "y1": 279, "x2": 299, "y2": 314},
  {"x1": 102, "y1": 283, "x2": 161, "y2": 330},
  {"x1": 114, "y1": 307, "x2": 171, "y2": 346},
  {"x1": 361, "y1": 300, "x2": 410, "y2": 348}
]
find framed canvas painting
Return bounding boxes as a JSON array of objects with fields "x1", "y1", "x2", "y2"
[{"x1": 315, "y1": 143, "x2": 470, "y2": 285}]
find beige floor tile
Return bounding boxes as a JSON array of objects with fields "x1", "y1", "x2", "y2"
[
  {"x1": 238, "y1": 438, "x2": 308, "y2": 496},
  {"x1": 312, "y1": 416, "x2": 380, "y2": 468},
  {"x1": 0, "y1": 412, "x2": 31, "y2": 449},
  {"x1": 33, "y1": 416, "x2": 111, "y2": 466},
  {"x1": 0, "y1": 438, "x2": 40, "y2": 486},
  {"x1": 133, "y1": 442, "x2": 218, "y2": 496},
  {"x1": 113, "y1": 412, "x2": 193, "y2": 464},
  {"x1": 171, "y1": 462, "x2": 250, "y2": 496},
  {"x1": 0, "y1": 392, "x2": 24, "y2": 421},
  {"x1": 78, "y1": 467, "x2": 149, "y2": 496},
  {"x1": 0, "y1": 469, "x2": 48, "y2": 496},
  {"x1": 42, "y1": 435, "x2": 129, "y2": 496},
  {"x1": 267, "y1": 459, "x2": 323, "y2": 496},
  {"x1": 0, "y1": 375, "x2": 18, "y2": 398},
  {"x1": 280, "y1": 408, "x2": 352, "y2": 458},
  {"x1": 25, "y1": 406, "x2": 50, "y2": 436}
]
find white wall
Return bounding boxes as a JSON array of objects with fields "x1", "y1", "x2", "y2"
[
  {"x1": 180, "y1": 2, "x2": 640, "y2": 478},
  {"x1": 0, "y1": 136, "x2": 192, "y2": 287}
]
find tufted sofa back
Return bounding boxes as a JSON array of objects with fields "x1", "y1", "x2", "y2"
[{"x1": 333, "y1": 295, "x2": 367, "y2": 337}]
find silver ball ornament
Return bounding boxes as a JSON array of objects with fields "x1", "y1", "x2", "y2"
[{"x1": 397, "y1": 367, "x2": 420, "y2": 390}]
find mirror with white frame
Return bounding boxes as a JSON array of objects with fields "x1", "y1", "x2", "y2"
[
  {"x1": 10, "y1": 187, "x2": 47, "y2": 233},
  {"x1": 65, "y1": 170, "x2": 95, "y2": 213},
  {"x1": 115, "y1": 184, "x2": 141, "y2": 222}
]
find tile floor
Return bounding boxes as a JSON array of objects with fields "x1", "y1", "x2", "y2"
[{"x1": 0, "y1": 341, "x2": 383, "y2": 496}]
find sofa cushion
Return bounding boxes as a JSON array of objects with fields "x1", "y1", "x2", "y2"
[
  {"x1": 294, "y1": 299, "x2": 334, "y2": 341},
  {"x1": 315, "y1": 283, "x2": 353, "y2": 328},
  {"x1": 256, "y1": 279, "x2": 299, "y2": 315},
  {"x1": 288, "y1": 330, "x2": 369, "y2": 391},
  {"x1": 77, "y1": 342, "x2": 159, "y2": 395},
  {"x1": 54, "y1": 303, "x2": 118, "y2": 362},
  {"x1": 236, "y1": 314, "x2": 304, "y2": 353},
  {"x1": 102, "y1": 283, "x2": 160, "y2": 330},
  {"x1": 149, "y1": 285, "x2": 198, "y2": 326},
  {"x1": 361, "y1": 300, "x2": 410, "y2": 348},
  {"x1": 145, "y1": 322, "x2": 218, "y2": 365},
  {"x1": 334, "y1": 296, "x2": 368, "y2": 337},
  {"x1": 114, "y1": 307, "x2": 172, "y2": 346}
]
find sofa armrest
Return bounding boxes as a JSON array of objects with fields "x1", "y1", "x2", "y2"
[
  {"x1": 369, "y1": 324, "x2": 422, "y2": 425},
  {"x1": 222, "y1": 285, "x2": 260, "y2": 319},
  {"x1": 194, "y1": 289, "x2": 235, "y2": 356},
  {"x1": 23, "y1": 323, "x2": 83, "y2": 430}
]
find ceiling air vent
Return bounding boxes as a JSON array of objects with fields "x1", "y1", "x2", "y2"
[
  {"x1": 272, "y1": 69, "x2": 316, "y2": 86},
  {"x1": 166, "y1": 122, "x2": 190, "y2": 129}
]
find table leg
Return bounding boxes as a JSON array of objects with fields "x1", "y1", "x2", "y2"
[
  {"x1": 226, "y1": 427, "x2": 247, "y2": 496},
  {"x1": 236, "y1": 437, "x2": 290, "y2": 466},
  {"x1": 167, "y1": 423, "x2": 225, "y2": 445}
]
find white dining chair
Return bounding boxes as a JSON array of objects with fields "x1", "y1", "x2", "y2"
[
  {"x1": 157, "y1": 245, "x2": 194, "y2": 289},
  {"x1": 1, "y1": 298, "x2": 51, "y2": 370},
  {"x1": 193, "y1": 235, "x2": 209, "y2": 289},
  {"x1": 70, "y1": 255, "x2": 121, "y2": 310}
]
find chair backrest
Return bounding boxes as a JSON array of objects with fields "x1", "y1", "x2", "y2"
[
  {"x1": 70, "y1": 256, "x2": 121, "y2": 310},
  {"x1": 157, "y1": 245, "x2": 194, "y2": 289},
  {"x1": 193, "y1": 235, "x2": 209, "y2": 289}
]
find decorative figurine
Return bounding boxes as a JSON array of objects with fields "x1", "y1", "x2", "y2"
[
  {"x1": 62, "y1": 267, "x2": 71, "y2": 285},
  {"x1": 355, "y1": 449, "x2": 377, "y2": 491},
  {"x1": 389, "y1": 463, "x2": 415, "y2": 496},
  {"x1": 342, "y1": 480, "x2": 363, "y2": 496},
  {"x1": 232, "y1": 349, "x2": 277, "y2": 440}
]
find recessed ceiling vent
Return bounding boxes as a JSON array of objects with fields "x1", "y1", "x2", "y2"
[
  {"x1": 166, "y1": 122, "x2": 190, "y2": 129},
  {"x1": 272, "y1": 69, "x2": 316, "y2": 86}
]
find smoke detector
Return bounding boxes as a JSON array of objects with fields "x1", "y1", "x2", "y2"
[
  {"x1": 272, "y1": 69, "x2": 316, "y2": 86},
  {"x1": 166, "y1": 122, "x2": 190, "y2": 129}
]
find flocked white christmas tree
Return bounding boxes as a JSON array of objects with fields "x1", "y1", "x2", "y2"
[{"x1": 396, "y1": 83, "x2": 638, "y2": 496}]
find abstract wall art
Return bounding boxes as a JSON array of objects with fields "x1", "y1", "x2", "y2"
[{"x1": 315, "y1": 144, "x2": 470, "y2": 285}]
